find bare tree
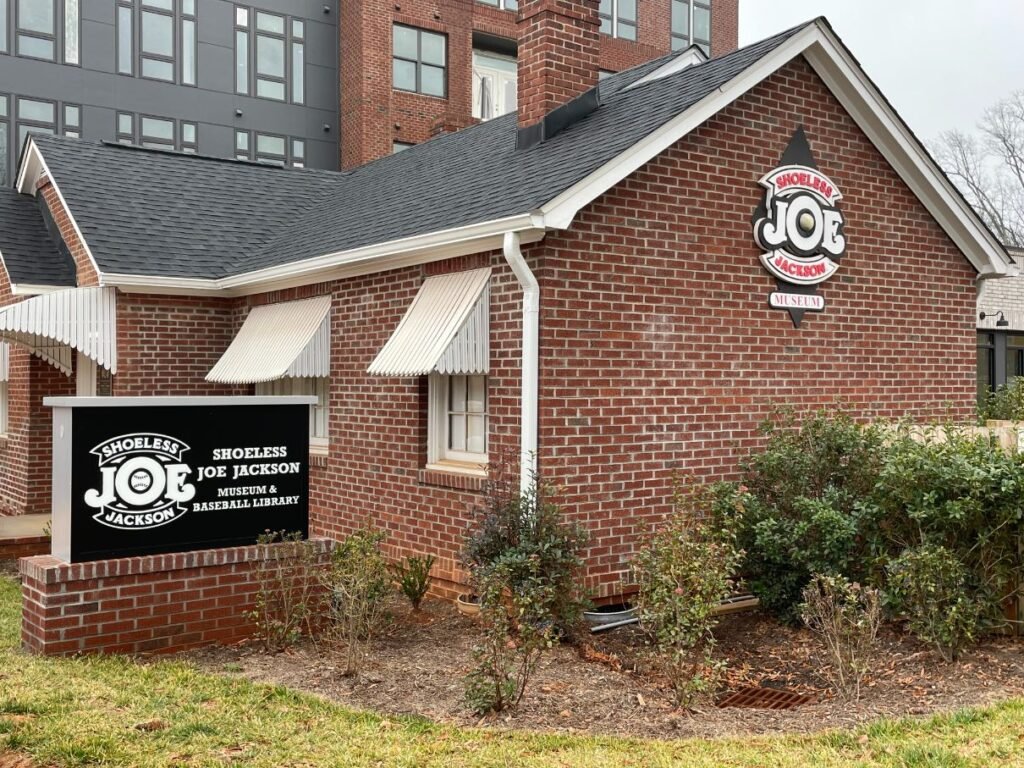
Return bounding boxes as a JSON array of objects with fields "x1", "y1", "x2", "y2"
[{"x1": 933, "y1": 91, "x2": 1024, "y2": 248}]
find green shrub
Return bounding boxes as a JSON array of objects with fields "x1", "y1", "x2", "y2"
[
  {"x1": 247, "y1": 530, "x2": 322, "y2": 652},
  {"x1": 390, "y1": 554, "x2": 435, "y2": 611},
  {"x1": 462, "y1": 462, "x2": 587, "y2": 713},
  {"x1": 886, "y1": 545, "x2": 980, "y2": 662},
  {"x1": 978, "y1": 377, "x2": 1024, "y2": 422},
  {"x1": 322, "y1": 527, "x2": 393, "y2": 676},
  {"x1": 800, "y1": 574, "x2": 881, "y2": 700},
  {"x1": 734, "y1": 410, "x2": 885, "y2": 621},
  {"x1": 632, "y1": 481, "x2": 744, "y2": 708}
]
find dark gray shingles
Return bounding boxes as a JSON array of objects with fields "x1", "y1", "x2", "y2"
[
  {"x1": 0, "y1": 187, "x2": 76, "y2": 286},
  {"x1": 29, "y1": 137, "x2": 347, "y2": 279},
  {"x1": 32, "y1": 22, "x2": 808, "y2": 280}
]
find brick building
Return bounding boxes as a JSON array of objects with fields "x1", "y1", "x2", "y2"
[
  {"x1": 0, "y1": 7, "x2": 1014, "y2": 611},
  {"x1": 978, "y1": 246, "x2": 1024, "y2": 398}
]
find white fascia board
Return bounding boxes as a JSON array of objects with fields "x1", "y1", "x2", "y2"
[
  {"x1": 104, "y1": 215, "x2": 548, "y2": 297},
  {"x1": 802, "y1": 29, "x2": 1014, "y2": 277},
  {"x1": 10, "y1": 283, "x2": 74, "y2": 296},
  {"x1": 540, "y1": 20, "x2": 1013, "y2": 278},
  {"x1": 15, "y1": 139, "x2": 108, "y2": 283}
]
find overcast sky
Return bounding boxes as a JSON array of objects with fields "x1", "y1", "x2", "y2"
[{"x1": 740, "y1": 0, "x2": 1024, "y2": 140}]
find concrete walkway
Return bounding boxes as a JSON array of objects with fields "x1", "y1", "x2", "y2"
[{"x1": 0, "y1": 514, "x2": 50, "y2": 539}]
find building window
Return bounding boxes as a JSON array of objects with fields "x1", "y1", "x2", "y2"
[
  {"x1": 978, "y1": 332, "x2": 995, "y2": 402},
  {"x1": 671, "y1": 0, "x2": 711, "y2": 54},
  {"x1": 256, "y1": 377, "x2": 329, "y2": 450},
  {"x1": 1006, "y1": 333, "x2": 1024, "y2": 384},
  {"x1": 0, "y1": 95, "x2": 9, "y2": 186},
  {"x1": 62, "y1": 102, "x2": 79, "y2": 137},
  {"x1": 181, "y1": 120, "x2": 196, "y2": 152},
  {"x1": 116, "y1": 111, "x2": 133, "y2": 143},
  {"x1": 392, "y1": 24, "x2": 446, "y2": 98},
  {"x1": 140, "y1": 115, "x2": 174, "y2": 148},
  {"x1": 392, "y1": 141, "x2": 413, "y2": 153},
  {"x1": 15, "y1": 0, "x2": 77, "y2": 62},
  {"x1": 15, "y1": 96, "x2": 56, "y2": 148},
  {"x1": 428, "y1": 374, "x2": 488, "y2": 468},
  {"x1": 235, "y1": 5, "x2": 304, "y2": 104},
  {"x1": 476, "y1": 0, "x2": 517, "y2": 8},
  {"x1": 117, "y1": 0, "x2": 196, "y2": 84},
  {"x1": 117, "y1": 111, "x2": 197, "y2": 152},
  {"x1": 598, "y1": 0, "x2": 636, "y2": 41},
  {"x1": 0, "y1": 0, "x2": 7, "y2": 54},
  {"x1": 472, "y1": 50, "x2": 516, "y2": 120},
  {"x1": 235, "y1": 129, "x2": 304, "y2": 167}
]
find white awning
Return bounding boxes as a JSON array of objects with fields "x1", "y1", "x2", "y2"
[
  {"x1": 368, "y1": 268, "x2": 490, "y2": 377},
  {"x1": 206, "y1": 295, "x2": 332, "y2": 384},
  {"x1": 0, "y1": 287, "x2": 117, "y2": 375}
]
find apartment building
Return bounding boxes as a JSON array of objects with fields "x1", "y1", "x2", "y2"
[{"x1": 0, "y1": 1, "x2": 738, "y2": 179}]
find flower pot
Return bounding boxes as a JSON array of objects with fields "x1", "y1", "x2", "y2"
[
  {"x1": 583, "y1": 602, "x2": 637, "y2": 627},
  {"x1": 456, "y1": 593, "x2": 482, "y2": 618}
]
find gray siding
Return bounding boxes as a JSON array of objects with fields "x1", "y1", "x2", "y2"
[{"x1": 0, "y1": 0, "x2": 339, "y2": 180}]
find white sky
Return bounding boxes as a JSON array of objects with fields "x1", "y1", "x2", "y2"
[{"x1": 739, "y1": 0, "x2": 1024, "y2": 140}]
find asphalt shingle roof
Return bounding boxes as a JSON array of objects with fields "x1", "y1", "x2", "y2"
[
  {"x1": 29, "y1": 22, "x2": 808, "y2": 281},
  {"x1": 0, "y1": 186, "x2": 76, "y2": 286}
]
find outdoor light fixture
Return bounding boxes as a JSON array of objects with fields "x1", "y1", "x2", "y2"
[{"x1": 980, "y1": 310, "x2": 1010, "y2": 327}]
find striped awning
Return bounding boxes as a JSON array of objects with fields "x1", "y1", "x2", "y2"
[
  {"x1": 206, "y1": 295, "x2": 331, "y2": 384},
  {"x1": 368, "y1": 268, "x2": 490, "y2": 377},
  {"x1": 0, "y1": 287, "x2": 117, "y2": 375}
]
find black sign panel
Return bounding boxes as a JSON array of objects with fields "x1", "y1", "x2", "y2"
[{"x1": 68, "y1": 403, "x2": 309, "y2": 562}]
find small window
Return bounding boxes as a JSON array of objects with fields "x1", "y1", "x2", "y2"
[
  {"x1": 16, "y1": 96, "x2": 56, "y2": 147},
  {"x1": 671, "y1": 0, "x2": 711, "y2": 54},
  {"x1": 140, "y1": 115, "x2": 175, "y2": 148},
  {"x1": 472, "y1": 49, "x2": 516, "y2": 120},
  {"x1": 428, "y1": 374, "x2": 488, "y2": 469},
  {"x1": 598, "y1": 0, "x2": 636, "y2": 41},
  {"x1": 392, "y1": 24, "x2": 447, "y2": 98},
  {"x1": 978, "y1": 332, "x2": 995, "y2": 402},
  {"x1": 476, "y1": 0, "x2": 517, "y2": 8},
  {"x1": 116, "y1": 2, "x2": 133, "y2": 73},
  {"x1": 291, "y1": 137, "x2": 304, "y2": 167},
  {"x1": 235, "y1": 5, "x2": 305, "y2": 103},
  {"x1": 255, "y1": 377, "x2": 329, "y2": 450},
  {"x1": 0, "y1": 0, "x2": 8, "y2": 54},
  {"x1": 140, "y1": 5, "x2": 174, "y2": 80},
  {"x1": 62, "y1": 102, "x2": 79, "y2": 137},
  {"x1": 255, "y1": 132, "x2": 286, "y2": 165},
  {"x1": 392, "y1": 141, "x2": 413, "y2": 153},
  {"x1": 17, "y1": 0, "x2": 56, "y2": 60},
  {"x1": 0, "y1": 94, "x2": 9, "y2": 186},
  {"x1": 116, "y1": 111, "x2": 134, "y2": 143},
  {"x1": 181, "y1": 120, "x2": 197, "y2": 152}
]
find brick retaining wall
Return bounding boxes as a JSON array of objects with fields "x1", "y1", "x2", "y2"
[
  {"x1": 0, "y1": 535, "x2": 50, "y2": 561},
  {"x1": 20, "y1": 539, "x2": 333, "y2": 656}
]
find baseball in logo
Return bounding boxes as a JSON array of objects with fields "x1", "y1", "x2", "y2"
[
  {"x1": 752, "y1": 127, "x2": 847, "y2": 327},
  {"x1": 83, "y1": 433, "x2": 196, "y2": 530}
]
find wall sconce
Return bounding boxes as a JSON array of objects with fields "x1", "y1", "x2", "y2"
[{"x1": 980, "y1": 310, "x2": 1010, "y2": 327}]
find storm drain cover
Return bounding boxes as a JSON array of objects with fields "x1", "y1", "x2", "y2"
[{"x1": 717, "y1": 686, "x2": 815, "y2": 710}]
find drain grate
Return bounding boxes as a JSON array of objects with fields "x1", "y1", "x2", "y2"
[{"x1": 717, "y1": 686, "x2": 815, "y2": 710}]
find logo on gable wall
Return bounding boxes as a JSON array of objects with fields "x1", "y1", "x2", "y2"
[
  {"x1": 83, "y1": 433, "x2": 196, "y2": 530},
  {"x1": 752, "y1": 127, "x2": 847, "y2": 327}
]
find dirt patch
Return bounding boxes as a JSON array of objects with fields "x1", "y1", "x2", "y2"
[
  {"x1": 0, "y1": 752, "x2": 41, "y2": 768},
  {"x1": 183, "y1": 597, "x2": 1024, "y2": 739}
]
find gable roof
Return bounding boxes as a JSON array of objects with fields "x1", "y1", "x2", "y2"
[
  {"x1": 0, "y1": 187, "x2": 76, "y2": 288},
  {"x1": 15, "y1": 17, "x2": 1014, "y2": 295}
]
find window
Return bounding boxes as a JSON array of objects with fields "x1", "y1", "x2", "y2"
[
  {"x1": 598, "y1": 0, "x2": 636, "y2": 41},
  {"x1": 235, "y1": 5, "x2": 304, "y2": 103},
  {"x1": 117, "y1": 0, "x2": 196, "y2": 83},
  {"x1": 0, "y1": 95, "x2": 8, "y2": 186},
  {"x1": 476, "y1": 0, "x2": 517, "y2": 8},
  {"x1": 256, "y1": 378, "x2": 329, "y2": 450},
  {"x1": 428, "y1": 374, "x2": 488, "y2": 468},
  {"x1": 392, "y1": 24, "x2": 446, "y2": 97},
  {"x1": 978, "y1": 332, "x2": 995, "y2": 402},
  {"x1": 0, "y1": 0, "x2": 7, "y2": 53},
  {"x1": 472, "y1": 49, "x2": 516, "y2": 120},
  {"x1": 15, "y1": 0, "x2": 77, "y2": 62},
  {"x1": 117, "y1": 111, "x2": 197, "y2": 152},
  {"x1": 235, "y1": 129, "x2": 305, "y2": 167},
  {"x1": 62, "y1": 102, "x2": 79, "y2": 137},
  {"x1": 0, "y1": 381, "x2": 8, "y2": 437},
  {"x1": 671, "y1": 0, "x2": 711, "y2": 54},
  {"x1": 16, "y1": 96, "x2": 56, "y2": 148},
  {"x1": 392, "y1": 141, "x2": 413, "y2": 153},
  {"x1": 1006, "y1": 334, "x2": 1024, "y2": 384}
]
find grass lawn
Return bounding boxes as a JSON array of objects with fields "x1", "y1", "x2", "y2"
[{"x1": 1, "y1": 576, "x2": 1023, "y2": 767}]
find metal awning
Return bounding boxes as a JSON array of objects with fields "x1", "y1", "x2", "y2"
[
  {"x1": 206, "y1": 295, "x2": 331, "y2": 384},
  {"x1": 368, "y1": 268, "x2": 490, "y2": 377},
  {"x1": 0, "y1": 343, "x2": 8, "y2": 382},
  {"x1": 0, "y1": 287, "x2": 117, "y2": 375}
]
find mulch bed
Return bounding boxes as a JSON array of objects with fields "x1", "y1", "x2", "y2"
[{"x1": 183, "y1": 597, "x2": 1024, "y2": 739}]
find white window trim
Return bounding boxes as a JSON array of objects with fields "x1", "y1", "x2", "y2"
[
  {"x1": 0, "y1": 381, "x2": 8, "y2": 438},
  {"x1": 255, "y1": 376, "x2": 329, "y2": 454},
  {"x1": 426, "y1": 373, "x2": 488, "y2": 476}
]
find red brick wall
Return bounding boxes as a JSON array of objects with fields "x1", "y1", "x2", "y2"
[
  {"x1": 38, "y1": 180, "x2": 99, "y2": 288},
  {"x1": 20, "y1": 540, "x2": 333, "y2": 656},
  {"x1": 340, "y1": 0, "x2": 739, "y2": 167},
  {"x1": 0, "y1": 535, "x2": 50, "y2": 560},
  {"x1": 532, "y1": 56, "x2": 978, "y2": 592}
]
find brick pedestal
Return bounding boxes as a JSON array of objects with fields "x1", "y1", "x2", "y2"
[{"x1": 20, "y1": 539, "x2": 333, "y2": 656}]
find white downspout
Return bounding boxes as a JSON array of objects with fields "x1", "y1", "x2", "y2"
[{"x1": 503, "y1": 231, "x2": 539, "y2": 493}]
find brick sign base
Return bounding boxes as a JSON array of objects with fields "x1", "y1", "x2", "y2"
[{"x1": 20, "y1": 539, "x2": 332, "y2": 656}]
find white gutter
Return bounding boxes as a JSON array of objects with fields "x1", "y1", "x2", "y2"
[{"x1": 503, "y1": 231, "x2": 540, "y2": 494}]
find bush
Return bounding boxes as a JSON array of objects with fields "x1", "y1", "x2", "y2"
[
  {"x1": 462, "y1": 462, "x2": 587, "y2": 713},
  {"x1": 735, "y1": 410, "x2": 885, "y2": 621},
  {"x1": 390, "y1": 554, "x2": 435, "y2": 611},
  {"x1": 247, "y1": 530, "x2": 322, "y2": 652},
  {"x1": 978, "y1": 377, "x2": 1024, "y2": 421},
  {"x1": 800, "y1": 574, "x2": 881, "y2": 700},
  {"x1": 632, "y1": 481, "x2": 744, "y2": 708},
  {"x1": 322, "y1": 527, "x2": 393, "y2": 676},
  {"x1": 886, "y1": 545, "x2": 981, "y2": 662}
]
